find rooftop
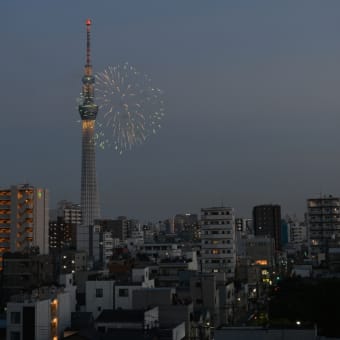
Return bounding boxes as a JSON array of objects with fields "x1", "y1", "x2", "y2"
[{"x1": 96, "y1": 309, "x2": 147, "y2": 323}]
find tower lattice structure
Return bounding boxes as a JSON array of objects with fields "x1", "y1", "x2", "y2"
[{"x1": 77, "y1": 19, "x2": 100, "y2": 257}]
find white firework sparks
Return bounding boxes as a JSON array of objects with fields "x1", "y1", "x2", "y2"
[{"x1": 94, "y1": 63, "x2": 165, "y2": 154}]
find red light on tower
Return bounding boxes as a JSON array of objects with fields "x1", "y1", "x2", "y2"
[{"x1": 86, "y1": 19, "x2": 92, "y2": 26}]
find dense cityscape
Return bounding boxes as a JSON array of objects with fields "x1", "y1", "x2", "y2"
[{"x1": 2, "y1": 2, "x2": 340, "y2": 340}]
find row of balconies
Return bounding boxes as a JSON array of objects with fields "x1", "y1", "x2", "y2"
[
  {"x1": 201, "y1": 234, "x2": 232, "y2": 239},
  {"x1": 310, "y1": 231, "x2": 340, "y2": 237},
  {"x1": 308, "y1": 200, "x2": 340, "y2": 207},
  {"x1": 309, "y1": 216, "x2": 340, "y2": 220},
  {"x1": 201, "y1": 218, "x2": 234, "y2": 224},
  {"x1": 202, "y1": 260, "x2": 235, "y2": 266},
  {"x1": 201, "y1": 252, "x2": 234, "y2": 258},
  {"x1": 0, "y1": 196, "x2": 10, "y2": 201},
  {"x1": 201, "y1": 225, "x2": 234, "y2": 230},
  {"x1": 309, "y1": 226, "x2": 340, "y2": 231},
  {"x1": 202, "y1": 263, "x2": 235, "y2": 271},
  {"x1": 201, "y1": 243, "x2": 234, "y2": 249}
]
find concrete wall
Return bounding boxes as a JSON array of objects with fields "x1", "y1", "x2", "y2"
[
  {"x1": 85, "y1": 280, "x2": 115, "y2": 319},
  {"x1": 133, "y1": 288, "x2": 175, "y2": 309},
  {"x1": 115, "y1": 285, "x2": 143, "y2": 309}
]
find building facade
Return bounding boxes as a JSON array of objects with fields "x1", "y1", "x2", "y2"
[
  {"x1": 0, "y1": 184, "x2": 48, "y2": 269},
  {"x1": 6, "y1": 287, "x2": 71, "y2": 340},
  {"x1": 49, "y1": 201, "x2": 81, "y2": 252},
  {"x1": 200, "y1": 207, "x2": 236, "y2": 277},
  {"x1": 307, "y1": 195, "x2": 340, "y2": 260},
  {"x1": 252, "y1": 204, "x2": 281, "y2": 251}
]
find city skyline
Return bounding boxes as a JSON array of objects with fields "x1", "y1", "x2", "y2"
[{"x1": 2, "y1": 1, "x2": 340, "y2": 221}]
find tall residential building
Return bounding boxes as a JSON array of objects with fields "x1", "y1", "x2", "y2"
[
  {"x1": 253, "y1": 204, "x2": 281, "y2": 251},
  {"x1": 95, "y1": 217, "x2": 138, "y2": 242},
  {"x1": 287, "y1": 220, "x2": 307, "y2": 245},
  {"x1": 307, "y1": 195, "x2": 340, "y2": 259},
  {"x1": 49, "y1": 201, "x2": 81, "y2": 252},
  {"x1": 77, "y1": 19, "x2": 100, "y2": 259},
  {"x1": 200, "y1": 207, "x2": 236, "y2": 278},
  {"x1": 174, "y1": 213, "x2": 198, "y2": 233},
  {"x1": 57, "y1": 200, "x2": 81, "y2": 224},
  {"x1": 0, "y1": 184, "x2": 49, "y2": 269}
]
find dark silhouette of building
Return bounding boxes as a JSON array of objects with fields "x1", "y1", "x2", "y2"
[
  {"x1": 252, "y1": 204, "x2": 281, "y2": 250},
  {"x1": 1, "y1": 252, "x2": 57, "y2": 307}
]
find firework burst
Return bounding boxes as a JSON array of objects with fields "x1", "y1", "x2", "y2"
[{"x1": 94, "y1": 63, "x2": 165, "y2": 154}]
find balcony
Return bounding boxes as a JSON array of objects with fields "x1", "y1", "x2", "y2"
[
  {"x1": 201, "y1": 253, "x2": 230, "y2": 259},
  {"x1": 0, "y1": 197, "x2": 10, "y2": 201},
  {"x1": 201, "y1": 234, "x2": 229, "y2": 239},
  {"x1": 202, "y1": 244, "x2": 233, "y2": 250},
  {"x1": 202, "y1": 215, "x2": 233, "y2": 221},
  {"x1": 201, "y1": 224, "x2": 233, "y2": 230}
]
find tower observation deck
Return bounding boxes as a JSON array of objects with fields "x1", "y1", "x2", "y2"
[{"x1": 77, "y1": 19, "x2": 100, "y2": 260}]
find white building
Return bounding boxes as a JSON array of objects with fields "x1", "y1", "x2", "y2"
[
  {"x1": 101, "y1": 232, "x2": 120, "y2": 265},
  {"x1": 139, "y1": 243, "x2": 182, "y2": 260},
  {"x1": 58, "y1": 200, "x2": 81, "y2": 224},
  {"x1": 115, "y1": 268, "x2": 154, "y2": 309},
  {"x1": 6, "y1": 287, "x2": 71, "y2": 340},
  {"x1": 124, "y1": 229, "x2": 144, "y2": 255},
  {"x1": 200, "y1": 207, "x2": 236, "y2": 278},
  {"x1": 86, "y1": 279, "x2": 115, "y2": 319},
  {"x1": 0, "y1": 184, "x2": 49, "y2": 269},
  {"x1": 85, "y1": 267, "x2": 154, "y2": 318}
]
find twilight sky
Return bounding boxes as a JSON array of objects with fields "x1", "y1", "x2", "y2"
[{"x1": 2, "y1": 1, "x2": 340, "y2": 222}]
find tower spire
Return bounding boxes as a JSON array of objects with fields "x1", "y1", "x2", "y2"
[{"x1": 86, "y1": 18, "x2": 92, "y2": 67}]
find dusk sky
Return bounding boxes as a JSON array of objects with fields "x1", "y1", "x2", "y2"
[{"x1": 2, "y1": 1, "x2": 340, "y2": 222}]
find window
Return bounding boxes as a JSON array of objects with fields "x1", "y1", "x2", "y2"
[
  {"x1": 10, "y1": 312, "x2": 20, "y2": 324},
  {"x1": 96, "y1": 288, "x2": 103, "y2": 298},
  {"x1": 195, "y1": 282, "x2": 201, "y2": 288},
  {"x1": 97, "y1": 326, "x2": 106, "y2": 333},
  {"x1": 118, "y1": 288, "x2": 129, "y2": 297},
  {"x1": 10, "y1": 332, "x2": 20, "y2": 340}
]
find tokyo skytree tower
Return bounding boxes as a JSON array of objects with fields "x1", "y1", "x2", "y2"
[{"x1": 77, "y1": 19, "x2": 100, "y2": 258}]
